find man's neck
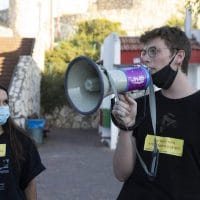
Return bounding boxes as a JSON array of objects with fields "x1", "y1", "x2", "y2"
[{"x1": 161, "y1": 71, "x2": 197, "y2": 99}]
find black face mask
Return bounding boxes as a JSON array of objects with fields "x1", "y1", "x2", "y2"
[{"x1": 152, "y1": 56, "x2": 178, "y2": 89}]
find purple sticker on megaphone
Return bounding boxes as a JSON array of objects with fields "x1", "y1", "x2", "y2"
[{"x1": 120, "y1": 65, "x2": 150, "y2": 91}]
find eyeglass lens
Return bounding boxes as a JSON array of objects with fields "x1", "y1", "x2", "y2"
[{"x1": 141, "y1": 46, "x2": 158, "y2": 58}]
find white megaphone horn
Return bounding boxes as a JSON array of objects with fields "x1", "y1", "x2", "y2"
[{"x1": 64, "y1": 56, "x2": 150, "y2": 115}]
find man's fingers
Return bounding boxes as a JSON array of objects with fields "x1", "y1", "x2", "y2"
[
  {"x1": 112, "y1": 93, "x2": 137, "y2": 127},
  {"x1": 118, "y1": 94, "x2": 136, "y2": 106},
  {"x1": 114, "y1": 100, "x2": 130, "y2": 114},
  {"x1": 124, "y1": 94, "x2": 137, "y2": 106},
  {"x1": 116, "y1": 94, "x2": 136, "y2": 112}
]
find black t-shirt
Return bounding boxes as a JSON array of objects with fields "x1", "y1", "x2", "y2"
[
  {"x1": 0, "y1": 131, "x2": 45, "y2": 199},
  {"x1": 117, "y1": 90, "x2": 200, "y2": 200}
]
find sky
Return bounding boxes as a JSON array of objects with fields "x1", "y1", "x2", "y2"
[
  {"x1": 0, "y1": 0, "x2": 90, "y2": 14},
  {"x1": 0, "y1": 0, "x2": 9, "y2": 10}
]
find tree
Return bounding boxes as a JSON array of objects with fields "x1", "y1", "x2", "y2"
[
  {"x1": 41, "y1": 19, "x2": 127, "y2": 114},
  {"x1": 167, "y1": 14, "x2": 185, "y2": 28},
  {"x1": 186, "y1": 0, "x2": 200, "y2": 27},
  {"x1": 166, "y1": 0, "x2": 200, "y2": 28}
]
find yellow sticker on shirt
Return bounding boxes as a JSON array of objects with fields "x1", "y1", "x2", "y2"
[
  {"x1": 0, "y1": 144, "x2": 6, "y2": 157},
  {"x1": 144, "y1": 135, "x2": 184, "y2": 157}
]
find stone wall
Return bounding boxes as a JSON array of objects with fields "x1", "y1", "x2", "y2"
[
  {"x1": 9, "y1": 56, "x2": 41, "y2": 128},
  {"x1": 44, "y1": 106, "x2": 99, "y2": 129},
  {"x1": 96, "y1": 0, "x2": 134, "y2": 10}
]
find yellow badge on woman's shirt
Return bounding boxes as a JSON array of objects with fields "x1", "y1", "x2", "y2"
[
  {"x1": 0, "y1": 144, "x2": 6, "y2": 157},
  {"x1": 144, "y1": 135, "x2": 184, "y2": 157}
]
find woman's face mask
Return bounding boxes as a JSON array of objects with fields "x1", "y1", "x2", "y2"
[{"x1": 0, "y1": 105, "x2": 10, "y2": 125}]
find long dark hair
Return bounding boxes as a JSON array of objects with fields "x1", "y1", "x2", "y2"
[{"x1": 0, "y1": 85, "x2": 30, "y2": 170}]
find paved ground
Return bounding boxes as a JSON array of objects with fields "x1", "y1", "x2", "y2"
[{"x1": 36, "y1": 128, "x2": 122, "y2": 200}]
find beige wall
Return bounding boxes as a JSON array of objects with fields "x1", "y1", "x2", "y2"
[
  {"x1": 58, "y1": 0, "x2": 184, "y2": 36},
  {"x1": 9, "y1": 0, "x2": 185, "y2": 39}
]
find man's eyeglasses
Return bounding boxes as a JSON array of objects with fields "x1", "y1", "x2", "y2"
[{"x1": 140, "y1": 46, "x2": 169, "y2": 58}]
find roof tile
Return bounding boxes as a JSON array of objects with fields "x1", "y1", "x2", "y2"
[
  {"x1": 120, "y1": 36, "x2": 200, "y2": 50},
  {"x1": 0, "y1": 37, "x2": 35, "y2": 88}
]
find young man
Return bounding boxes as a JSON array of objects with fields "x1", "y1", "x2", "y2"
[{"x1": 112, "y1": 26, "x2": 200, "y2": 199}]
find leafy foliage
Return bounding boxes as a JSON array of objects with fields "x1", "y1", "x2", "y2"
[
  {"x1": 167, "y1": 16, "x2": 185, "y2": 28},
  {"x1": 41, "y1": 19, "x2": 127, "y2": 114},
  {"x1": 167, "y1": 0, "x2": 200, "y2": 28},
  {"x1": 185, "y1": 0, "x2": 200, "y2": 28}
]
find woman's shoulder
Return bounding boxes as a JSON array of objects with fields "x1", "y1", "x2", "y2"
[{"x1": 15, "y1": 126, "x2": 35, "y2": 147}]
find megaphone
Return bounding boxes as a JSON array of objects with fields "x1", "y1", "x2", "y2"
[{"x1": 64, "y1": 56, "x2": 150, "y2": 115}]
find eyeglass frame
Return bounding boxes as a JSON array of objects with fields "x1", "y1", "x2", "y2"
[{"x1": 140, "y1": 46, "x2": 179, "y2": 59}]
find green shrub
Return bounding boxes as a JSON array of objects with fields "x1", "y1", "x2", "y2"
[{"x1": 41, "y1": 18, "x2": 127, "y2": 114}]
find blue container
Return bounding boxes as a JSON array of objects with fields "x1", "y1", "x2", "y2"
[
  {"x1": 26, "y1": 119, "x2": 46, "y2": 129},
  {"x1": 26, "y1": 119, "x2": 46, "y2": 144}
]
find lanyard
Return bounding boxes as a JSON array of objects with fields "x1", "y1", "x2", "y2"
[{"x1": 106, "y1": 67, "x2": 159, "y2": 180}]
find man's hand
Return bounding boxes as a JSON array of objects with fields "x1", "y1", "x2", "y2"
[{"x1": 112, "y1": 94, "x2": 137, "y2": 128}]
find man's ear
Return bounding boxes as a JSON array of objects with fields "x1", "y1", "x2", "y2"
[{"x1": 175, "y1": 50, "x2": 185, "y2": 65}]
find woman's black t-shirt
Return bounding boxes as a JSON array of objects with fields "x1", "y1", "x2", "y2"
[
  {"x1": 117, "y1": 90, "x2": 200, "y2": 200},
  {"x1": 0, "y1": 131, "x2": 45, "y2": 199}
]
